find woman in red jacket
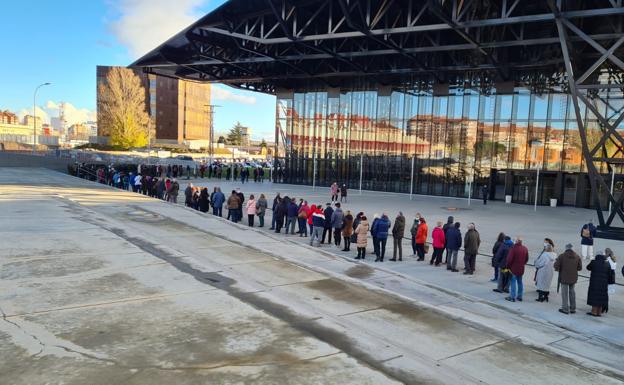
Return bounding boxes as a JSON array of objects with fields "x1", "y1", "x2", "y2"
[
  {"x1": 431, "y1": 221, "x2": 446, "y2": 266},
  {"x1": 307, "y1": 204, "x2": 316, "y2": 235},
  {"x1": 415, "y1": 217, "x2": 428, "y2": 261}
]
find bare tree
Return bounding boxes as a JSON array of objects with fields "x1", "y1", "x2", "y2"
[{"x1": 98, "y1": 67, "x2": 149, "y2": 148}]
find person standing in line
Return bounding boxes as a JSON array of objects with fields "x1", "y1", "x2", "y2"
[
  {"x1": 410, "y1": 214, "x2": 420, "y2": 256},
  {"x1": 256, "y1": 194, "x2": 268, "y2": 227},
  {"x1": 212, "y1": 187, "x2": 225, "y2": 217},
  {"x1": 270, "y1": 193, "x2": 281, "y2": 230},
  {"x1": 321, "y1": 203, "x2": 334, "y2": 244},
  {"x1": 390, "y1": 212, "x2": 405, "y2": 262},
  {"x1": 554, "y1": 243, "x2": 582, "y2": 314},
  {"x1": 354, "y1": 215, "x2": 370, "y2": 260},
  {"x1": 373, "y1": 213, "x2": 391, "y2": 262},
  {"x1": 481, "y1": 184, "x2": 489, "y2": 205},
  {"x1": 586, "y1": 252, "x2": 612, "y2": 317},
  {"x1": 342, "y1": 210, "x2": 354, "y2": 252},
  {"x1": 446, "y1": 222, "x2": 462, "y2": 272},
  {"x1": 493, "y1": 236, "x2": 513, "y2": 292},
  {"x1": 275, "y1": 197, "x2": 288, "y2": 233},
  {"x1": 310, "y1": 206, "x2": 325, "y2": 247},
  {"x1": 170, "y1": 179, "x2": 179, "y2": 203},
  {"x1": 340, "y1": 184, "x2": 348, "y2": 203},
  {"x1": 491, "y1": 232, "x2": 506, "y2": 282},
  {"x1": 580, "y1": 220, "x2": 597, "y2": 261},
  {"x1": 505, "y1": 237, "x2": 529, "y2": 302},
  {"x1": 442, "y1": 216, "x2": 454, "y2": 264},
  {"x1": 415, "y1": 217, "x2": 428, "y2": 261},
  {"x1": 331, "y1": 203, "x2": 344, "y2": 248},
  {"x1": 604, "y1": 248, "x2": 617, "y2": 314},
  {"x1": 307, "y1": 204, "x2": 316, "y2": 235},
  {"x1": 246, "y1": 194, "x2": 257, "y2": 227},
  {"x1": 297, "y1": 200, "x2": 310, "y2": 237},
  {"x1": 227, "y1": 190, "x2": 241, "y2": 223},
  {"x1": 236, "y1": 188, "x2": 245, "y2": 224},
  {"x1": 199, "y1": 188, "x2": 210, "y2": 213},
  {"x1": 430, "y1": 221, "x2": 446, "y2": 266},
  {"x1": 463, "y1": 223, "x2": 481, "y2": 275},
  {"x1": 286, "y1": 198, "x2": 298, "y2": 235},
  {"x1": 184, "y1": 183, "x2": 193, "y2": 207},
  {"x1": 534, "y1": 244, "x2": 557, "y2": 302},
  {"x1": 330, "y1": 182, "x2": 339, "y2": 203},
  {"x1": 371, "y1": 214, "x2": 380, "y2": 256}
]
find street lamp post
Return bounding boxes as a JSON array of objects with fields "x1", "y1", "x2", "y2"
[
  {"x1": 33, "y1": 82, "x2": 51, "y2": 153},
  {"x1": 204, "y1": 104, "x2": 221, "y2": 166}
]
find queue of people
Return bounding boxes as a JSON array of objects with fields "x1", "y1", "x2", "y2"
[{"x1": 73, "y1": 164, "x2": 620, "y2": 319}]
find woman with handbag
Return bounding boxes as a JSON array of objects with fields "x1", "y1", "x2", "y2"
[{"x1": 297, "y1": 200, "x2": 310, "y2": 237}]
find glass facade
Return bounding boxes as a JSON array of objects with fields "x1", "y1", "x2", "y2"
[{"x1": 275, "y1": 86, "x2": 624, "y2": 207}]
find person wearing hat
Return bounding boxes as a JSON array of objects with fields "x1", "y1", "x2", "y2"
[{"x1": 554, "y1": 243, "x2": 582, "y2": 314}]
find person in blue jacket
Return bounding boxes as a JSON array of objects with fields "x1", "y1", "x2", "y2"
[
  {"x1": 372, "y1": 213, "x2": 391, "y2": 262},
  {"x1": 445, "y1": 222, "x2": 462, "y2": 272},
  {"x1": 211, "y1": 187, "x2": 225, "y2": 217}
]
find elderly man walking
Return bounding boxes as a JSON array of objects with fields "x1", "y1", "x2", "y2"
[{"x1": 555, "y1": 244, "x2": 583, "y2": 314}]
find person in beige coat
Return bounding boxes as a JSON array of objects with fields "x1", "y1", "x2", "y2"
[{"x1": 355, "y1": 215, "x2": 370, "y2": 260}]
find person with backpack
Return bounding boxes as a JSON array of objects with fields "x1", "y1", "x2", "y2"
[
  {"x1": 580, "y1": 220, "x2": 597, "y2": 260},
  {"x1": 321, "y1": 203, "x2": 334, "y2": 244},
  {"x1": 445, "y1": 222, "x2": 462, "y2": 272},
  {"x1": 297, "y1": 201, "x2": 310, "y2": 237}
]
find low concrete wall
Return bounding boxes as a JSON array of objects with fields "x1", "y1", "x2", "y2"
[{"x1": 0, "y1": 152, "x2": 72, "y2": 173}]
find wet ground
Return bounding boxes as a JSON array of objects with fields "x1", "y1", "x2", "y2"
[{"x1": 1, "y1": 168, "x2": 623, "y2": 385}]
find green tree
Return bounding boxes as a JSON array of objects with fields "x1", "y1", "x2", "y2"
[
  {"x1": 217, "y1": 135, "x2": 227, "y2": 144},
  {"x1": 98, "y1": 67, "x2": 149, "y2": 148},
  {"x1": 260, "y1": 139, "x2": 267, "y2": 149},
  {"x1": 227, "y1": 122, "x2": 245, "y2": 145}
]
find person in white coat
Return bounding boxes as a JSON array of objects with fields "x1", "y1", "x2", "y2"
[{"x1": 535, "y1": 244, "x2": 557, "y2": 302}]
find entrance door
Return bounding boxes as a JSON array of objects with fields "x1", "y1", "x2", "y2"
[
  {"x1": 512, "y1": 173, "x2": 534, "y2": 204},
  {"x1": 562, "y1": 174, "x2": 577, "y2": 206}
]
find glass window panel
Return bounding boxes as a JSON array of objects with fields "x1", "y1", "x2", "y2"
[
  {"x1": 563, "y1": 120, "x2": 582, "y2": 172},
  {"x1": 549, "y1": 94, "x2": 568, "y2": 120},
  {"x1": 509, "y1": 121, "x2": 528, "y2": 169},
  {"x1": 544, "y1": 121, "x2": 564, "y2": 171},
  {"x1": 515, "y1": 91, "x2": 530, "y2": 120},
  {"x1": 497, "y1": 95, "x2": 513, "y2": 122},
  {"x1": 532, "y1": 94, "x2": 549, "y2": 120},
  {"x1": 479, "y1": 95, "x2": 496, "y2": 121}
]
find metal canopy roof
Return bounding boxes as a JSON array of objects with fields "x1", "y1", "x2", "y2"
[{"x1": 131, "y1": 0, "x2": 624, "y2": 94}]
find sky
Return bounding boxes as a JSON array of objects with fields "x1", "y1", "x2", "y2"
[{"x1": 0, "y1": 0, "x2": 276, "y2": 141}]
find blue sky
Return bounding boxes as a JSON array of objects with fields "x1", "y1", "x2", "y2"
[{"x1": 0, "y1": 0, "x2": 276, "y2": 140}]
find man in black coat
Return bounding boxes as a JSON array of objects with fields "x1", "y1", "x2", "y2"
[{"x1": 321, "y1": 203, "x2": 334, "y2": 244}]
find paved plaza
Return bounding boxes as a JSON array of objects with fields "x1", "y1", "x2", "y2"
[{"x1": 1, "y1": 168, "x2": 623, "y2": 385}]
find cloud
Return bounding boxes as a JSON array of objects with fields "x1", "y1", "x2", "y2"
[
  {"x1": 18, "y1": 107, "x2": 50, "y2": 124},
  {"x1": 44, "y1": 101, "x2": 97, "y2": 125},
  {"x1": 19, "y1": 101, "x2": 96, "y2": 126},
  {"x1": 108, "y1": 0, "x2": 209, "y2": 59},
  {"x1": 212, "y1": 85, "x2": 257, "y2": 105}
]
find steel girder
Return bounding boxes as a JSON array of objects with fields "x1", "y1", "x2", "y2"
[
  {"x1": 550, "y1": 0, "x2": 624, "y2": 239},
  {"x1": 132, "y1": 0, "x2": 624, "y2": 93}
]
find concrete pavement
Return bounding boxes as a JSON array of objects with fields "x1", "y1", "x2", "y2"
[{"x1": 1, "y1": 168, "x2": 623, "y2": 385}]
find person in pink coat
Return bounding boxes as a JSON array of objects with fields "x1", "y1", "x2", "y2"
[
  {"x1": 330, "y1": 182, "x2": 339, "y2": 202},
  {"x1": 431, "y1": 221, "x2": 446, "y2": 266},
  {"x1": 246, "y1": 194, "x2": 257, "y2": 227}
]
